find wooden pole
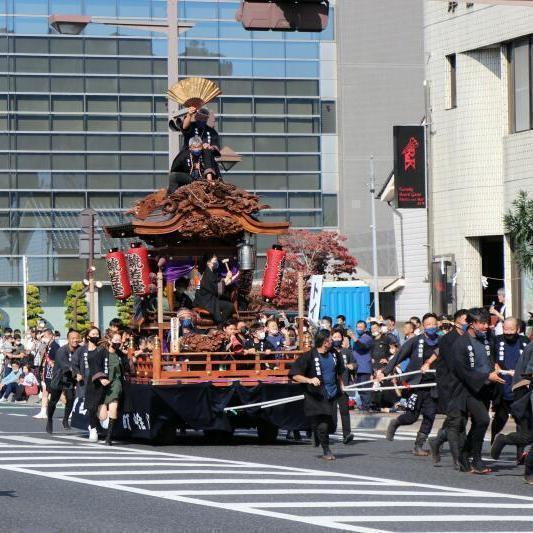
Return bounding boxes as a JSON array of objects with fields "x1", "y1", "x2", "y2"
[
  {"x1": 297, "y1": 271, "x2": 305, "y2": 351},
  {"x1": 152, "y1": 334, "x2": 162, "y2": 383}
]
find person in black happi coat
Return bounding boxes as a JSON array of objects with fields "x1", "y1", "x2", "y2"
[
  {"x1": 289, "y1": 329, "x2": 345, "y2": 461},
  {"x1": 46, "y1": 329, "x2": 81, "y2": 434},
  {"x1": 489, "y1": 317, "x2": 529, "y2": 450},
  {"x1": 428, "y1": 309, "x2": 469, "y2": 464},
  {"x1": 193, "y1": 253, "x2": 235, "y2": 324},
  {"x1": 169, "y1": 136, "x2": 219, "y2": 192},
  {"x1": 378, "y1": 313, "x2": 440, "y2": 456},
  {"x1": 491, "y1": 341, "x2": 533, "y2": 480},
  {"x1": 447, "y1": 308, "x2": 505, "y2": 474},
  {"x1": 83, "y1": 327, "x2": 110, "y2": 443}
]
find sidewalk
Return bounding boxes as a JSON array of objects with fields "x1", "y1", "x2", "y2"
[{"x1": 348, "y1": 411, "x2": 518, "y2": 434}]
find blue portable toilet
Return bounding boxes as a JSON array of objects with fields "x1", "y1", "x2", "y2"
[{"x1": 319, "y1": 281, "x2": 371, "y2": 330}]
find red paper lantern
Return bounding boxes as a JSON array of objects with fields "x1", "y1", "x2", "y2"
[
  {"x1": 105, "y1": 248, "x2": 132, "y2": 300},
  {"x1": 126, "y1": 243, "x2": 152, "y2": 296},
  {"x1": 261, "y1": 244, "x2": 286, "y2": 301}
]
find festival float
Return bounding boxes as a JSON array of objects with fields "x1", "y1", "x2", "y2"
[{"x1": 73, "y1": 78, "x2": 310, "y2": 443}]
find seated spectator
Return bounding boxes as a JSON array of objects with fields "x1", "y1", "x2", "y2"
[
  {"x1": 281, "y1": 327, "x2": 298, "y2": 354},
  {"x1": 244, "y1": 324, "x2": 274, "y2": 356},
  {"x1": 265, "y1": 318, "x2": 285, "y2": 353},
  {"x1": 236, "y1": 320, "x2": 250, "y2": 347},
  {"x1": 0, "y1": 360, "x2": 22, "y2": 402},
  {"x1": 14, "y1": 364, "x2": 39, "y2": 402},
  {"x1": 220, "y1": 320, "x2": 244, "y2": 356}
]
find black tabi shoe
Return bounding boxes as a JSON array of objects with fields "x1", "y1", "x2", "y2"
[
  {"x1": 490, "y1": 434, "x2": 506, "y2": 460},
  {"x1": 428, "y1": 437, "x2": 441, "y2": 464},
  {"x1": 457, "y1": 453, "x2": 472, "y2": 473},
  {"x1": 343, "y1": 433, "x2": 354, "y2": 445},
  {"x1": 105, "y1": 419, "x2": 116, "y2": 446},
  {"x1": 46, "y1": 418, "x2": 53, "y2": 434},
  {"x1": 386, "y1": 419, "x2": 400, "y2": 442},
  {"x1": 470, "y1": 458, "x2": 492, "y2": 475},
  {"x1": 62, "y1": 419, "x2": 71, "y2": 430},
  {"x1": 321, "y1": 448, "x2": 336, "y2": 461}
]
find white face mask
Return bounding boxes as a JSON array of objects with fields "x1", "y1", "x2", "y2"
[{"x1": 257, "y1": 332, "x2": 265, "y2": 340}]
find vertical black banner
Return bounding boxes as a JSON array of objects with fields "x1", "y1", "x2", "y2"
[{"x1": 393, "y1": 125, "x2": 426, "y2": 208}]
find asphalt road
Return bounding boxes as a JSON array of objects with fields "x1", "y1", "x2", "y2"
[{"x1": 1, "y1": 403, "x2": 532, "y2": 533}]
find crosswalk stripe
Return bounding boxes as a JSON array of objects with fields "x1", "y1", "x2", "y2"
[
  {"x1": 0, "y1": 435, "x2": 67, "y2": 445},
  {"x1": 52, "y1": 469, "x2": 376, "y2": 477},
  {"x1": 234, "y1": 501, "x2": 533, "y2": 509},
  {"x1": 313, "y1": 515, "x2": 533, "y2": 523},
  {"x1": 157, "y1": 489, "x2": 499, "y2": 497},
  {"x1": 107, "y1": 478, "x2": 399, "y2": 486}
]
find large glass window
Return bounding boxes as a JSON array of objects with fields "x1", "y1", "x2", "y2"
[
  {"x1": 52, "y1": 96, "x2": 84, "y2": 113},
  {"x1": 17, "y1": 134, "x2": 49, "y2": 151},
  {"x1": 50, "y1": 38, "x2": 83, "y2": 55},
  {"x1": 50, "y1": 77, "x2": 84, "y2": 92},
  {"x1": 87, "y1": 135, "x2": 119, "y2": 151},
  {"x1": 15, "y1": 76, "x2": 49, "y2": 92},
  {"x1": 512, "y1": 39, "x2": 531, "y2": 133},
  {"x1": 321, "y1": 101, "x2": 336, "y2": 133},
  {"x1": 16, "y1": 95, "x2": 49, "y2": 112},
  {"x1": 52, "y1": 116, "x2": 84, "y2": 131},
  {"x1": 50, "y1": 58, "x2": 83, "y2": 74},
  {"x1": 87, "y1": 96, "x2": 117, "y2": 113},
  {"x1": 85, "y1": 77, "x2": 118, "y2": 93},
  {"x1": 52, "y1": 134, "x2": 85, "y2": 151}
]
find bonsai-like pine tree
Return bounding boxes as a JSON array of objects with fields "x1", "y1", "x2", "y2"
[
  {"x1": 25, "y1": 284, "x2": 44, "y2": 329},
  {"x1": 116, "y1": 296, "x2": 134, "y2": 327},
  {"x1": 64, "y1": 282, "x2": 90, "y2": 335},
  {"x1": 504, "y1": 190, "x2": 533, "y2": 274}
]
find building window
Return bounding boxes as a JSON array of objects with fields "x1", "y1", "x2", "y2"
[
  {"x1": 511, "y1": 38, "x2": 531, "y2": 133},
  {"x1": 321, "y1": 101, "x2": 336, "y2": 133},
  {"x1": 446, "y1": 54, "x2": 457, "y2": 109}
]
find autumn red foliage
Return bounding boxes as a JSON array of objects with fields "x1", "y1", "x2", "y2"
[{"x1": 254, "y1": 229, "x2": 358, "y2": 310}]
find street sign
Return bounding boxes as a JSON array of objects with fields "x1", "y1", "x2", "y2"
[
  {"x1": 393, "y1": 125, "x2": 426, "y2": 208},
  {"x1": 79, "y1": 234, "x2": 101, "y2": 258},
  {"x1": 308, "y1": 275, "x2": 323, "y2": 325}
]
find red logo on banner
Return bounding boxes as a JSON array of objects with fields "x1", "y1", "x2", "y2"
[{"x1": 401, "y1": 137, "x2": 419, "y2": 172}]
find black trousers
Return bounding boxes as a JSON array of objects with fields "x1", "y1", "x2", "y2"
[
  {"x1": 218, "y1": 300, "x2": 234, "y2": 322},
  {"x1": 526, "y1": 445, "x2": 533, "y2": 476},
  {"x1": 168, "y1": 172, "x2": 192, "y2": 193},
  {"x1": 47, "y1": 387, "x2": 74, "y2": 422},
  {"x1": 464, "y1": 396, "x2": 490, "y2": 460},
  {"x1": 396, "y1": 389, "x2": 437, "y2": 435},
  {"x1": 492, "y1": 398, "x2": 523, "y2": 442},
  {"x1": 312, "y1": 414, "x2": 332, "y2": 452},
  {"x1": 338, "y1": 393, "x2": 351, "y2": 438}
]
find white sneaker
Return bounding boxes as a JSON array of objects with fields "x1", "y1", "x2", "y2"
[
  {"x1": 0, "y1": 398, "x2": 7, "y2": 403},
  {"x1": 32, "y1": 408, "x2": 47, "y2": 419},
  {"x1": 88, "y1": 427, "x2": 98, "y2": 442}
]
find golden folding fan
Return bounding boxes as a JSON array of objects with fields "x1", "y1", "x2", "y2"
[{"x1": 167, "y1": 77, "x2": 222, "y2": 109}]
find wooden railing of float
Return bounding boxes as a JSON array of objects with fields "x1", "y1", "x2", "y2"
[{"x1": 129, "y1": 349, "x2": 305, "y2": 386}]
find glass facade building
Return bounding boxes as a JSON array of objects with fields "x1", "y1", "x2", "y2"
[{"x1": 0, "y1": 0, "x2": 338, "y2": 328}]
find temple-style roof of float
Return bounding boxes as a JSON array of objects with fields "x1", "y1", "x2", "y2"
[{"x1": 104, "y1": 180, "x2": 289, "y2": 242}]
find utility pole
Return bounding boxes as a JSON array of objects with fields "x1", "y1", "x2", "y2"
[
  {"x1": 369, "y1": 156, "x2": 380, "y2": 318},
  {"x1": 79, "y1": 208, "x2": 100, "y2": 327},
  {"x1": 167, "y1": 0, "x2": 180, "y2": 166},
  {"x1": 22, "y1": 255, "x2": 28, "y2": 332}
]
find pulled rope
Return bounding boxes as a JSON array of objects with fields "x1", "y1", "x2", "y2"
[{"x1": 224, "y1": 369, "x2": 436, "y2": 412}]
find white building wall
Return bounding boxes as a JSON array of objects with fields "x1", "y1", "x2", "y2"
[
  {"x1": 424, "y1": 1, "x2": 533, "y2": 310},
  {"x1": 393, "y1": 208, "x2": 429, "y2": 321}
]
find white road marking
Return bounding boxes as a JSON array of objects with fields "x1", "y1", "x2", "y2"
[
  {"x1": 1, "y1": 434, "x2": 533, "y2": 533},
  {"x1": 52, "y1": 469, "x2": 382, "y2": 477},
  {"x1": 313, "y1": 515, "x2": 533, "y2": 523},
  {"x1": 156, "y1": 489, "x2": 529, "y2": 497},
  {"x1": 109, "y1": 478, "x2": 400, "y2": 486},
  {"x1": 7, "y1": 413, "x2": 28, "y2": 417},
  {"x1": 0, "y1": 435, "x2": 66, "y2": 445}
]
